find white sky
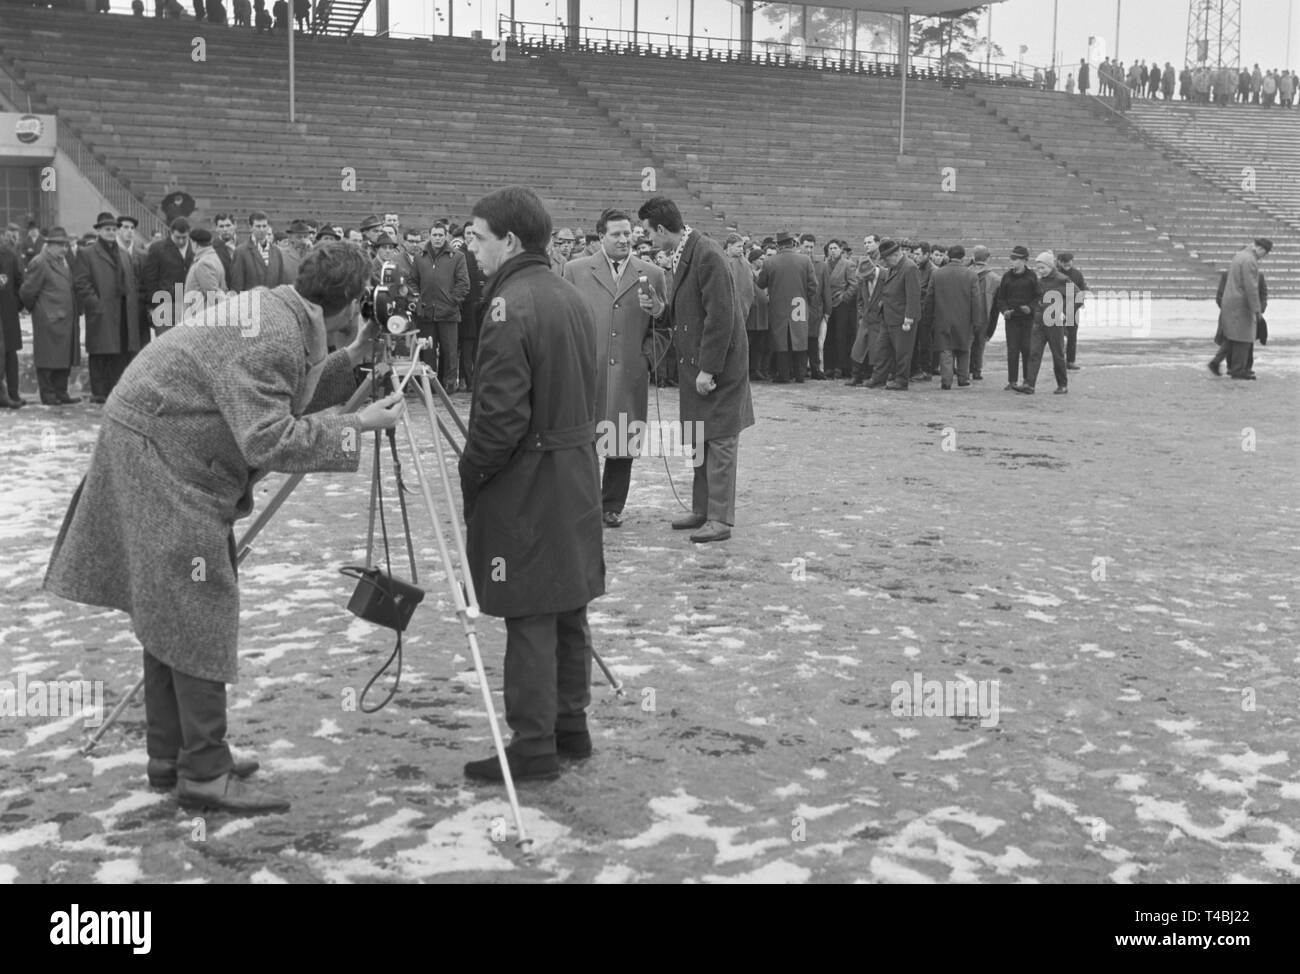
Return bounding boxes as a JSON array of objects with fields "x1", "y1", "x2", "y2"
[{"x1": 371, "y1": 1, "x2": 1298, "y2": 70}]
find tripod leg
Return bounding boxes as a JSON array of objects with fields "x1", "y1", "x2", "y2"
[
  {"x1": 398, "y1": 391, "x2": 532, "y2": 851},
  {"x1": 428, "y1": 373, "x2": 469, "y2": 438},
  {"x1": 365, "y1": 431, "x2": 381, "y2": 568}
]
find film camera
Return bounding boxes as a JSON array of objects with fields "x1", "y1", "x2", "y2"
[{"x1": 362, "y1": 260, "x2": 419, "y2": 338}]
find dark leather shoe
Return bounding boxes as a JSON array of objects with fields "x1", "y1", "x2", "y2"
[
  {"x1": 0, "y1": 396, "x2": 22, "y2": 409},
  {"x1": 176, "y1": 773, "x2": 289, "y2": 813},
  {"x1": 865, "y1": 378, "x2": 887, "y2": 388},
  {"x1": 690, "y1": 520, "x2": 732, "y2": 543},
  {"x1": 971, "y1": 372, "x2": 983, "y2": 380},
  {"x1": 89, "y1": 396, "x2": 107, "y2": 404},
  {"x1": 556, "y1": 729, "x2": 592, "y2": 759},
  {"x1": 845, "y1": 378, "x2": 864, "y2": 387},
  {"x1": 149, "y1": 757, "x2": 260, "y2": 789},
  {"x1": 1053, "y1": 386, "x2": 1068, "y2": 395},
  {"x1": 810, "y1": 371, "x2": 826, "y2": 380},
  {"x1": 912, "y1": 372, "x2": 931, "y2": 381},
  {"x1": 957, "y1": 380, "x2": 971, "y2": 387},
  {"x1": 940, "y1": 383, "x2": 952, "y2": 390},
  {"x1": 464, "y1": 750, "x2": 560, "y2": 783},
  {"x1": 672, "y1": 512, "x2": 707, "y2": 530},
  {"x1": 602, "y1": 510, "x2": 623, "y2": 528},
  {"x1": 40, "y1": 397, "x2": 61, "y2": 406},
  {"x1": 1066, "y1": 363, "x2": 1080, "y2": 371},
  {"x1": 1004, "y1": 383, "x2": 1017, "y2": 391},
  {"x1": 1015, "y1": 385, "x2": 1035, "y2": 394},
  {"x1": 1207, "y1": 360, "x2": 1222, "y2": 376}
]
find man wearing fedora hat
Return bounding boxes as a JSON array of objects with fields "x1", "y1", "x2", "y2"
[
  {"x1": 0, "y1": 225, "x2": 25, "y2": 407},
  {"x1": 20, "y1": 229, "x2": 82, "y2": 406},
  {"x1": 358, "y1": 214, "x2": 385, "y2": 254},
  {"x1": 74, "y1": 211, "x2": 146, "y2": 403},
  {"x1": 862, "y1": 238, "x2": 921, "y2": 390},
  {"x1": 757, "y1": 230, "x2": 818, "y2": 383}
]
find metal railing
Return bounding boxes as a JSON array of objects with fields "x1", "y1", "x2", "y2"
[{"x1": 499, "y1": 18, "x2": 1047, "y2": 83}]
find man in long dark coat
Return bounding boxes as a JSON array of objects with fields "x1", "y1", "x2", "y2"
[
  {"x1": 563, "y1": 207, "x2": 667, "y2": 528},
  {"x1": 757, "y1": 231, "x2": 817, "y2": 383},
  {"x1": 45, "y1": 244, "x2": 403, "y2": 812},
  {"x1": 73, "y1": 211, "x2": 146, "y2": 403},
  {"x1": 459, "y1": 187, "x2": 605, "y2": 782},
  {"x1": 639, "y1": 197, "x2": 754, "y2": 543},
  {"x1": 930, "y1": 245, "x2": 982, "y2": 389},
  {"x1": 0, "y1": 231, "x2": 24, "y2": 407},
  {"x1": 1215, "y1": 239, "x2": 1271, "y2": 379},
  {"x1": 19, "y1": 228, "x2": 82, "y2": 405}
]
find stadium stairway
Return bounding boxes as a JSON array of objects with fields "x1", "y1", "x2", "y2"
[{"x1": 967, "y1": 87, "x2": 1300, "y2": 294}]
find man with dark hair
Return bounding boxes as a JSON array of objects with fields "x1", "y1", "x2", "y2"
[
  {"x1": 638, "y1": 195, "x2": 754, "y2": 543},
  {"x1": 968, "y1": 245, "x2": 1000, "y2": 381},
  {"x1": 798, "y1": 233, "x2": 830, "y2": 378},
  {"x1": 909, "y1": 240, "x2": 935, "y2": 381},
  {"x1": 823, "y1": 238, "x2": 858, "y2": 379},
  {"x1": 1054, "y1": 251, "x2": 1088, "y2": 370},
  {"x1": 74, "y1": 212, "x2": 146, "y2": 404},
  {"x1": 45, "y1": 242, "x2": 404, "y2": 813},
  {"x1": 230, "y1": 210, "x2": 292, "y2": 292},
  {"x1": 563, "y1": 207, "x2": 668, "y2": 528},
  {"x1": 930, "y1": 244, "x2": 981, "y2": 389},
  {"x1": 460, "y1": 186, "x2": 605, "y2": 782},
  {"x1": 212, "y1": 213, "x2": 238, "y2": 281},
  {"x1": 409, "y1": 221, "x2": 470, "y2": 393},
  {"x1": 141, "y1": 216, "x2": 194, "y2": 336}
]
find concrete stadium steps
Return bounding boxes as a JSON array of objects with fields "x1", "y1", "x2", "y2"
[
  {"x1": 1125, "y1": 101, "x2": 1300, "y2": 227},
  {"x1": 553, "y1": 51, "x2": 1217, "y2": 295},
  {"x1": 968, "y1": 88, "x2": 1300, "y2": 292},
  {"x1": 0, "y1": 7, "x2": 690, "y2": 229}
]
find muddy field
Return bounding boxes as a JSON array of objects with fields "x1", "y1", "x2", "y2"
[{"x1": 1, "y1": 329, "x2": 1297, "y2": 883}]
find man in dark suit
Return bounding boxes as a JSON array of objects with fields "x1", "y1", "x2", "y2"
[
  {"x1": 638, "y1": 196, "x2": 754, "y2": 543},
  {"x1": 461, "y1": 186, "x2": 606, "y2": 782},
  {"x1": 930, "y1": 245, "x2": 982, "y2": 389},
  {"x1": 864, "y1": 238, "x2": 921, "y2": 390},
  {"x1": 141, "y1": 216, "x2": 194, "y2": 335},
  {"x1": 230, "y1": 210, "x2": 293, "y2": 292},
  {"x1": 73, "y1": 211, "x2": 146, "y2": 403},
  {"x1": 213, "y1": 212, "x2": 239, "y2": 283}
]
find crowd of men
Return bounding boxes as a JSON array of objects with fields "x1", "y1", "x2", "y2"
[
  {"x1": 0, "y1": 211, "x2": 484, "y2": 408},
  {"x1": 1062, "y1": 57, "x2": 1297, "y2": 106}
]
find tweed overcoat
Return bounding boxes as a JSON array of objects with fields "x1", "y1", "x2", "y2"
[
  {"x1": 43, "y1": 286, "x2": 365, "y2": 683},
  {"x1": 664, "y1": 233, "x2": 754, "y2": 443},
  {"x1": 561, "y1": 253, "x2": 666, "y2": 458},
  {"x1": 19, "y1": 249, "x2": 81, "y2": 369},
  {"x1": 459, "y1": 252, "x2": 605, "y2": 619}
]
